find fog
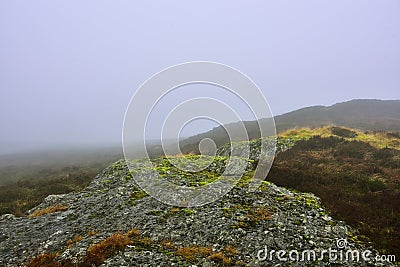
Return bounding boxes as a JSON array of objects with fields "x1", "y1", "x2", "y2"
[{"x1": 1, "y1": 1, "x2": 400, "y2": 155}]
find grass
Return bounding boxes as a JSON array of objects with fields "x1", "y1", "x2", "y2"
[
  {"x1": 83, "y1": 233, "x2": 131, "y2": 266},
  {"x1": 209, "y1": 252, "x2": 232, "y2": 265},
  {"x1": 279, "y1": 126, "x2": 400, "y2": 150},
  {"x1": 87, "y1": 230, "x2": 97, "y2": 237},
  {"x1": 28, "y1": 204, "x2": 68, "y2": 218},
  {"x1": 125, "y1": 228, "x2": 140, "y2": 237},
  {"x1": 26, "y1": 253, "x2": 60, "y2": 267},
  {"x1": 175, "y1": 246, "x2": 212, "y2": 262},
  {"x1": 0, "y1": 149, "x2": 122, "y2": 216},
  {"x1": 27, "y1": 227, "x2": 239, "y2": 266},
  {"x1": 247, "y1": 207, "x2": 272, "y2": 222},
  {"x1": 231, "y1": 206, "x2": 272, "y2": 229},
  {"x1": 223, "y1": 245, "x2": 237, "y2": 256},
  {"x1": 28, "y1": 229, "x2": 141, "y2": 267},
  {"x1": 175, "y1": 245, "x2": 236, "y2": 265}
]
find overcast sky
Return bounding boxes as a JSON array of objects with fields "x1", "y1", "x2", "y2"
[{"x1": 1, "y1": 1, "x2": 399, "y2": 154}]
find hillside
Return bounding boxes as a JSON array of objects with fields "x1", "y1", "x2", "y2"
[
  {"x1": 267, "y1": 134, "x2": 400, "y2": 258},
  {"x1": 275, "y1": 99, "x2": 400, "y2": 132},
  {"x1": 180, "y1": 99, "x2": 400, "y2": 154},
  {"x1": 221, "y1": 126, "x2": 400, "y2": 259},
  {"x1": 0, "y1": 155, "x2": 394, "y2": 266},
  {"x1": 0, "y1": 147, "x2": 123, "y2": 216}
]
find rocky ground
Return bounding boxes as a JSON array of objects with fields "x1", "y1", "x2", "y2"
[{"x1": 0, "y1": 152, "x2": 396, "y2": 266}]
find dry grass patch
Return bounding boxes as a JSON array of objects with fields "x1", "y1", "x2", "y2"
[
  {"x1": 125, "y1": 228, "x2": 140, "y2": 237},
  {"x1": 175, "y1": 245, "x2": 235, "y2": 265},
  {"x1": 28, "y1": 228, "x2": 238, "y2": 266},
  {"x1": 26, "y1": 253, "x2": 60, "y2": 267},
  {"x1": 28, "y1": 204, "x2": 68, "y2": 218},
  {"x1": 209, "y1": 251, "x2": 232, "y2": 265},
  {"x1": 87, "y1": 230, "x2": 97, "y2": 237},
  {"x1": 175, "y1": 246, "x2": 212, "y2": 262},
  {"x1": 83, "y1": 233, "x2": 131, "y2": 266},
  {"x1": 223, "y1": 245, "x2": 237, "y2": 256},
  {"x1": 160, "y1": 240, "x2": 175, "y2": 249},
  {"x1": 247, "y1": 207, "x2": 272, "y2": 221}
]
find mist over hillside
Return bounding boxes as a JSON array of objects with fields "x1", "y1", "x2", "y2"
[{"x1": 180, "y1": 99, "x2": 400, "y2": 154}]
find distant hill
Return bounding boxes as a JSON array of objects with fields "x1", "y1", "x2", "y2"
[
  {"x1": 275, "y1": 99, "x2": 400, "y2": 132},
  {"x1": 180, "y1": 99, "x2": 400, "y2": 154}
]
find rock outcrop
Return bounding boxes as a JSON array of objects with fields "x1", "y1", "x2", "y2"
[{"x1": 0, "y1": 156, "x2": 394, "y2": 266}]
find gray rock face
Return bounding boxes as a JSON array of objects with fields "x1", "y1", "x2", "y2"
[{"x1": 0, "y1": 159, "x2": 395, "y2": 266}]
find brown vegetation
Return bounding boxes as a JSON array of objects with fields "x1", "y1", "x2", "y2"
[
  {"x1": 267, "y1": 135, "x2": 400, "y2": 257},
  {"x1": 175, "y1": 246, "x2": 212, "y2": 262},
  {"x1": 83, "y1": 233, "x2": 131, "y2": 266},
  {"x1": 0, "y1": 167, "x2": 95, "y2": 216},
  {"x1": 26, "y1": 253, "x2": 60, "y2": 267},
  {"x1": 209, "y1": 252, "x2": 232, "y2": 265},
  {"x1": 28, "y1": 204, "x2": 68, "y2": 218},
  {"x1": 247, "y1": 207, "x2": 272, "y2": 222},
  {"x1": 27, "y1": 227, "x2": 239, "y2": 266}
]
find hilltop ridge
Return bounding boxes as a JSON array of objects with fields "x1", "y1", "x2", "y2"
[{"x1": 179, "y1": 99, "x2": 400, "y2": 154}]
